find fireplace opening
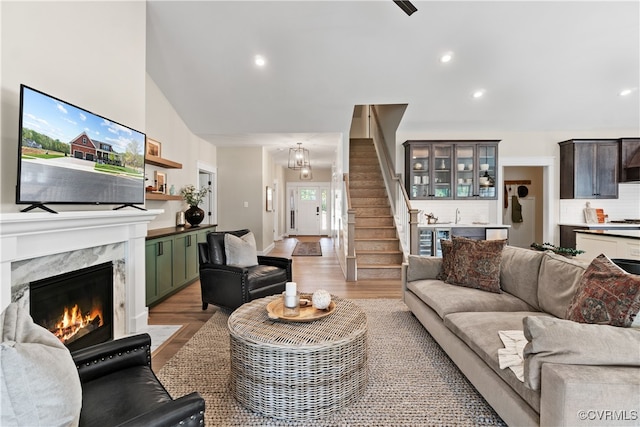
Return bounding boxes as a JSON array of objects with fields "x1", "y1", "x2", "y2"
[{"x1": 29, "y1": 262, "x2": 113, "y2": 352}]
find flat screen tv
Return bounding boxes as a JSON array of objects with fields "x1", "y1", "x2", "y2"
[{"x1": 17, "y1": 84, "x2": 146, "y2": 212}]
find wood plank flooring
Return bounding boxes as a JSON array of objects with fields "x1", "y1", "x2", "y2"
[{"x1": 149, "y1": 236, "x2": 402, "y2": 370}]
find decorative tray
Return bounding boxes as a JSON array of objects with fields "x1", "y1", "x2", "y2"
[{"x1": 266, "y1": 296, "x2": 336, "y2": 323}]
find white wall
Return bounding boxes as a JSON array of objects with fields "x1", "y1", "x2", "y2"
[
  {"x1": 1, "y1": 1, "x2": 147, "y2": 213},
  {"x1": 145, "y1": 76, "x2": 217, "y2": 229},
  {"x1": 217, "y1": 146, "x2": 266, "y2": 248}
]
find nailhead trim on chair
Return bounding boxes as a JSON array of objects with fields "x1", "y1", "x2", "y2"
[
  {"x1": 75, "y1": 344, "x2": 151, "y2": 370},
  {"x1": 175, "y1": 410, "x2": 205, "y2": 426}
]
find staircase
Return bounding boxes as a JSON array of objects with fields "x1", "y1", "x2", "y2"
[{"x1": 349, "y1": 138, "x2": 402, "y2": 280}]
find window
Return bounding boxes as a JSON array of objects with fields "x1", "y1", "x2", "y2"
[{"x1": 300, "y1": 189, "x2": 316, "y2": 201}]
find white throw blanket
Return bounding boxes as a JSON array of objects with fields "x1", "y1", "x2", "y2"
[{"x1": 497, "y1": 330, "x2": 527, "y2": 382}]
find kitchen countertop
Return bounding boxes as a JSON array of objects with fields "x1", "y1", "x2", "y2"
[
  {"x1": 558, "y1": 222, "x2": 640, "y2": 228},
  {"x1": 575, "y1": 229, "x2": 640, "y2": 240},
  {"x1": 419, "y1": 223, "x2": 511, "y2": 228}
]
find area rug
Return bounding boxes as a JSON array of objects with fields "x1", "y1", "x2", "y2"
[
  {"x1": 291, "y1": 241, "x2": 322, "y2": 256},
  {"x1": 157, "y1": 299, "x2": 505, "y2": 426}
]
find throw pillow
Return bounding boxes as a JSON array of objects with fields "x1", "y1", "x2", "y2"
[
  {"x1": 445, "y1": 236, "x2": 506, "y2": 293},
  {"x1": 565, "y1": 253, "x2": 640, "y2": 327},
  {"x1": 1, "y1": 303, "x2": 82, "y2": 426},
  {"x1": 436, "y1": 239, "x2": 453, "y2": 280},
  {"x1": 224, "y1": 231, "x2": 258, "y2": 267},
  {"x1": 406, "y1": 255, "x2": 442, "y2": 282},
  {"x1": 522, "y1": 315, "x2": 640, "y2": 390}
]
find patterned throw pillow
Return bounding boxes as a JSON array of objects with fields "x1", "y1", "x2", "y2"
[
  {"x1": 565, "y1": 254, "x2": 640, "y2": 327},
  {"x1": 436, "y1": 239, "x2": 453, "y2": 280},
  {"x1": 445, "y1": 236, "x2": 506, "y2": 293}
]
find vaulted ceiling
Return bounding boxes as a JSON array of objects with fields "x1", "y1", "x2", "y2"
[{"x1": 146, "y1": 1, "x2": 640, "y2": 168}]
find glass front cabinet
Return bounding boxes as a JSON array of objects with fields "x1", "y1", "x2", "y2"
[{"x1": 404, "y1": 140, "x2": 499, "y2": 200}]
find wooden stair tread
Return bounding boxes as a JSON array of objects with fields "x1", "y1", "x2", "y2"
[{"x1": 356, "y1": 264, "x2": 403, "y2": 269}]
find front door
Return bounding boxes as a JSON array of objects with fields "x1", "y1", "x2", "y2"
[{"x1": 296, "y1": 187, "x2": 321, "y2": 235}]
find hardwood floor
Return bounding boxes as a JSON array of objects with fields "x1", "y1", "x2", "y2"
[{"x1": 149, "y1": 235, "x2": 402, "y2": 370}]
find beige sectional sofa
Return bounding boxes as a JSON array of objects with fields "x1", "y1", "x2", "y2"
[{"x1": 402, "y1": 245, "x2": 640, "y2": 426}]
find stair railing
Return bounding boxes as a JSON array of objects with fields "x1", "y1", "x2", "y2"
[
  {"x1": 369, "y1": 106, "x2": 419, "y2": 256},
  {"x1": 343, "y1": 173, "x2": 357, "y2": 281}
]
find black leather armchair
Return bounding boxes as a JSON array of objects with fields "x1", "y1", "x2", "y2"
[
  {"x1": 72, "y1": 333, "x2": 205, "y2": 427},
  {"x1": 198, "y1": 229, "x2": 292, "y2": 310}
]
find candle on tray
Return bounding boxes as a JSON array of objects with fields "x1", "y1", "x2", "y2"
[
  {"x1": 285, "y1": 282, "x2": 297, "y2": 296},
  {"x1": 283, "y1": 282, "x2": 299, "y2": 316}
]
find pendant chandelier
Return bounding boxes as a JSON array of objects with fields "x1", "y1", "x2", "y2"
[
  {"x1": 288, "y1": 142, "x2": 310, "y2": 170},
  {"x1": 300, "y1": 165, "x2": 313, "y2": 180}
]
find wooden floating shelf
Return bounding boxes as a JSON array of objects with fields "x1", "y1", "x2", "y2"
[
  {"x1": 145, "y1": 193, "x2": 183, "y2": 201},
  {"x1": 145, "y1": 155, "x2": 182, "y2": 169}
]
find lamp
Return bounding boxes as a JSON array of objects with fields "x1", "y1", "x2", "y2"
[
  {"x1": 300, "y1": 165, "x2": 313, "y2": 180},
  {"x1": 288, "y1": 142, "x2": 310, "y2": 170}
]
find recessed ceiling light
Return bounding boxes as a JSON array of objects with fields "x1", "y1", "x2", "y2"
[
  {"x1": 619, "y1": 88, "x2": 636, "y2": 96},
  {"x1": 254, "y1": 55, "x2": 266, "y2": 67},
  {"x1": 440, "y1": 52, "x2": 454, "y2": 63},
  {"x1": 472, "y1": 89, "x2": 485, "y2": 99}
]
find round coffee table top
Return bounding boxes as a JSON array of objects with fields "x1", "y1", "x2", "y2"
[{"x1": 228, "y1": 295, "x2": 367, "y2": 348}]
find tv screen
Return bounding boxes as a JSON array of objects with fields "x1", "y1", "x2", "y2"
[{"x1": 17, "y1": 85, "x2": 146, "y2": 210}]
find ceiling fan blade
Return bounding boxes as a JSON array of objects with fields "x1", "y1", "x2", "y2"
[{"x1": 393, "y1": 0, "x2": 418, "y2": 16}]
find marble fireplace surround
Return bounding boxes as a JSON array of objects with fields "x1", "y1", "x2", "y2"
[{"x1": 0, "y1": 209, "x2": 162, "y2": 338}]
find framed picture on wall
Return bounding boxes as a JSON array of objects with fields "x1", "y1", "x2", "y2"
[
  {"x1": 266, "y1": 186, "x2": 273, "y2": 212},
  {"x1": 154, "y1": 171, "x2": 166, "y2": 194},
  {"x1": 146, "y1": 138, "x2": 161, "y2": 158}
]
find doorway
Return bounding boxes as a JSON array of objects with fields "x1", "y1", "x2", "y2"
[
  {"x1": 502, "y1": 167, "x2": 543, "y2": 248},
  {"x1": 286, "y1": 183, "x2": 330, "y2": 236},
  {"x1": 499, "y1": 157, "x2": 555, "y2": 247},
  {"x1": 197, "y1": 161, "x2": 217, "y2": 226}
]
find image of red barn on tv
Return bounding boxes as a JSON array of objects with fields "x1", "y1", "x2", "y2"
[{"x1": 17, "y1": 85, "x2": 146, "y2": 207}]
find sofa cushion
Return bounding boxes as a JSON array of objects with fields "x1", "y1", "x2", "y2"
[
  {"x1": 436, "y1": 239, "x2": 453, "y2": 280},
  {"x1": 445, "y1": 237, "x2": 507, "y2": 293},
  {"x1": 523, "y1": 316, "x2": 640, "y2": 390},
  {"x1": 225, "y1": 231, "x2": 258, "y2": 267},
  {"x1": 1, "y1": 303, "x2": 82, "y2": 427},
  {"x1": 246, "y1": 265, "x2": 287, "y2": 292},
  {"x1": 406, "y1": 255, "x2": 442, "y2": 282},
  {"x1": 565, "y1": 254, "x2": 640, "y2": 327},
  {"x1": 407, "y1": 279, "x2": 535, "y2": 319},
  {"x1": 80, "y1": 365, "x2": 173, "y2": 426},
  {"x1": 537, "y1": 252, "x2": 588, "y2": 318},
  {"x1": 443, "y1": 311, "x2": 550, "y2": 413},
  {"x1": 500, "y1": 246, "x2": 544, "y2": 310}
]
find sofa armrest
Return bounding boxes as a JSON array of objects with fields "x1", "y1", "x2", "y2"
[
  {"x1": 258, "y1": 255, "x2": 292, "y2": 281},
  {"x1": 72, "y1": 333, "x2": 152, "y2": 383},
  {"x1": 116, "y1": 392, "x2": 205, "y2": 427},
  {"x1": 540, "y1": 363, "x2": 640, "y2": 426}
]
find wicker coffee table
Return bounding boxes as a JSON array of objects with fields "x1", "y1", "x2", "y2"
[{"x1": 228, "y1": 294, "x2": 368, "y2": 421}]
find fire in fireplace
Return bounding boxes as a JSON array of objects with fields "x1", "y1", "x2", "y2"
[{"x1": 30, "y1": 262, "x2": 113, "y2": 351}]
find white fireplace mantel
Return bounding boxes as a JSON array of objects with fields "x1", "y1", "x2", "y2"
[{"x1": 0, "y1": 209, "x2": 162, "y2": 334}]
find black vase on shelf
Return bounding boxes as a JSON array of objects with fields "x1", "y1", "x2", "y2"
[{"x1": 185, "y1": 205, "x2": 204, "y2": 227}]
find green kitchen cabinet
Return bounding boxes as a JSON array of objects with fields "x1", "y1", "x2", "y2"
[
  {"x1": 145, "y1": 236, "x2": 174, "y2": 305},
  {"x1": 173, "y1": 231, "x2": 199, "y2": 285},
  {"x1": 145, "y1": 224, "x2": 217, "y2": 307}
]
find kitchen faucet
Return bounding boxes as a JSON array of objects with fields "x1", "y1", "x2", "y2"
[{"x1": 455, "y1": 208, "x2": 461, "y2": 224}]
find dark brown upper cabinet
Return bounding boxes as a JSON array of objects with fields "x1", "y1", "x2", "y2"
[
  {"x1": 559, "y1": 139, "x2": 619, "y2": 199},
  {"x1": 619, "y1": 137, "x2": 640, "y2": 182}
]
